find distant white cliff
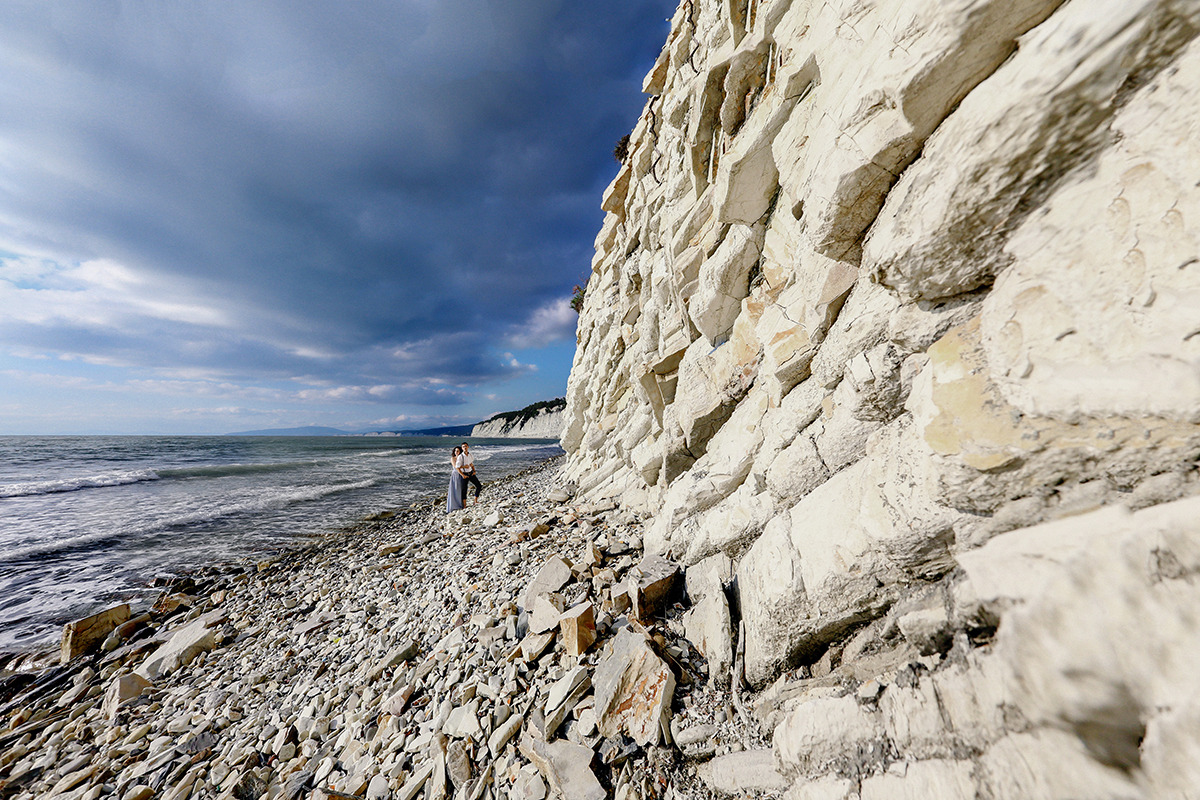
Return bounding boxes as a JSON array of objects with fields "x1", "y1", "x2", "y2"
[{"x1": 471, "y1": 399, "x2": 565, "y2": 439}]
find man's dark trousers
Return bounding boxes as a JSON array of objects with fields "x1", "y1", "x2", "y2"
[{"x1": 461, "y1": 473, "x2": 482, "y2": 503}]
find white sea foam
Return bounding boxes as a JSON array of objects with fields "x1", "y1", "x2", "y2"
[
  {"x1": 0, "y1": 479, "x2": 378, "y2": 562},
  {"x1": 152, "y1": 479, "x2": 379, "y2": 530},
  {"x1": 0, "y1": 469, "x2": 160, "y2": 499}
]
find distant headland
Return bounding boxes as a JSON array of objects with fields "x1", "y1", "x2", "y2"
[{"x1": 225, "y1": 398, "x2": 565, "y2": 438}]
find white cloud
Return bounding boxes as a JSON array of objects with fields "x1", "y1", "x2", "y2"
[
  {"x1": 295, "y1": 382, "x2": 467, "y2": 404},
  {"x1": 502, "y1": 352, "x2": 537, "y2": 373},
  {"x1": 503, "y1": 297, "x2": 577, "y2": 349},
  {"x1": 0, "y1": 256, "x2": 231, "y2": 330}
]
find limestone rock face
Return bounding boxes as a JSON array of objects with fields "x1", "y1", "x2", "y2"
[
  {"x1": 562, "y1": 0, "x2": 1200, "y2": 796},
  {"x1": 472, "y1": 407, "x2": 565, "y2": 439}
]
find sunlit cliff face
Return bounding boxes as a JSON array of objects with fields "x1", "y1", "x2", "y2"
[{"x1": 559, "y1": 0, "x2": 1200, "y2": 794}]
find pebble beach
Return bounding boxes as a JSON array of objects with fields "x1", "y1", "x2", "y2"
[{"x1": 0, "y1": 456, "x2": 774, "y2": 800}]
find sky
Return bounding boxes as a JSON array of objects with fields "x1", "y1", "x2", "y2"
[{"x1": 0, "y1": 0, "x2": 676, "y2": 435}]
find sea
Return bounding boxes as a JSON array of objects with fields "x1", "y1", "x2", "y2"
[{"x1": 0, "y1": 435, "x2": 563, "y2": 653}]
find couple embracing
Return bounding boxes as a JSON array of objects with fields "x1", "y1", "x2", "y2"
[{"x1": 446, "y1": 441, "x2": 483, "y2": 512}]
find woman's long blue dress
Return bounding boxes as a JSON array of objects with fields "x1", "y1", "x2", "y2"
[{"x1": 447, "y1": 469, "x2": 465, "y2": 512}]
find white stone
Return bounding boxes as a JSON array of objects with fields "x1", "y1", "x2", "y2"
[
  {"x1": 135, "y1": 618, "x2": 217, "y2": 680},
  {"x1": 103, "y1": 673, "x2": 152, "y2": 720},
  {"x1": 859, "y1": 759, "x2": 976, "y2": 800},
  {"x1": 593, "y1": 629, "x2": 675, "y2": 746},
  {"x1": 442, "y1": 700, "x2": 482, "y2": 739},
  {"x1": 523, "y1": 737, "x2": 606, "y2": 800},
  {"x1": 774, "y1": 695, "x2": 884, "y2": 777},
  {"x1": 488, "y1": 713, "x2": 523, "y2": 757},
  {"x1": 682, "y1": 590, "x2": 732, "y2": 682},
  {"x1": 522, "y1": 556, "x2": 574, "y2": 609},
  {"x1": 696, "y1": 750, "x2": 789, "y2": 795}
]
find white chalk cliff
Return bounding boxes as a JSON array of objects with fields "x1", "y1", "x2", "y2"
[
  {"x1": 471, "y1": 408, "x2": 565, "y2": 439},
  {"x1": 562, "y1": 0, "x2": 1200, "y2": 796}
]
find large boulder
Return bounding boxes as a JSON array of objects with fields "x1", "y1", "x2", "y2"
[
  {"x1": 135, "y1": 617, "x2": 219, "y2": 680},
  {"x1": 593, "y1": 629, "x2": 675, "y2": 746},
  {"x1": 61, "y1": 603, "x2": 130, "y2": 663}
]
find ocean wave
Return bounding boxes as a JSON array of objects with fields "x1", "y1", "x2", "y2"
[
  {"x1": 157, "y1": 448, "x2": 421, "y2": 479},
  {"x1": 155, "y1": 478, "x2": 380, "y2": 529},
  {"x1": 0, "y1": 479, "x2": 378, "y2": 562},
  {"x1": 0, "y1": 528, "x2": 127, "y2": 563},
  {"x1": 156, "y1": 461, "x2": 316, "y2": 479},
  {"x1": 361, "y1": 448, "x2": 420, "y2": 458},
  {"x1": 0, "y1": 469, "x2": 161, "y2": 499}
]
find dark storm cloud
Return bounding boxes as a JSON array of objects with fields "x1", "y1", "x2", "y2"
[{"x1": 0, "y1": 0, "x2": 675, "y2": 397}]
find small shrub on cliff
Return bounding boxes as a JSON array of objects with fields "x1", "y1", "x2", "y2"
[
  {"x1": 570, "y1": 282, "x2": 587, "y2": 314},
  {"x1": 613, "y1": 134, "x2": 630, "y2": 164}
]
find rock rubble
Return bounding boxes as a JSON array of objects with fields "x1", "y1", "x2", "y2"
[{"x1": 0, "y1": 457, "x2": 773, "y2": 800}]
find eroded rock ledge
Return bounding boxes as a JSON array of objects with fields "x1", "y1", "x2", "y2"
[{"x1": 562, "y1": 0, "x2": 1200, "y2": 796}]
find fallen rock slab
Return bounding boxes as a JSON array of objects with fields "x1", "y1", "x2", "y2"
[
  {"x1": 61, "y1": 603, "x2": 130, "y2": 663},
  {"x1": 511, "y1": 630, "x2": 556, "y2": 662},
  {"x1": 697, "y1": 750, "x2": 790, "y2": 795},
  {"x1": 522, "y1": 735, "x2": 606, "y2": 800},
  {"x1": 397, "y1": 762, "x2": 435, "y2": 800},
  {"x1": 529, "y1": 593, "x2": 566, "y2": 634},
  {"x1": 543, "y1": 666, "x2": 592, "y2": 738},
  {"x1": 593, "y1": 629, "x2": 675, "y2": 746},
  {"x1": 545, "y1": 665, "x2": 591, "y2": 713},
  {"x1": 103, "y1": 672, "x2": 152, "y2": 720},
  {"x1": 628, "y1": 554, "x2": 680, "y2": 621},
  {"x1": 135, "y1": 617, "x2": 217, "y2": 680},
  {"x1": 489, "y1": 713, "x2": 524, "y2": 756},
  {"x1": 443, "y1": 699, "x2": 482, "y2": 738},
  {"x1": 683, "y1": 590, "x2": 732, "y2": 682},
  {"x1": 367, "y1": 638, "x2": 419, "y2": 681},
  {"x1": 523, "y1": 555, "x2": 574, "y2": 608},
  {"x1": 559, "y1": 602, "x2": 596, "y2": 656}
]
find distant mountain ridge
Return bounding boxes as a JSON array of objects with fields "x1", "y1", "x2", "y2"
[
  {"x1": 226, "y1": 425, "x2": 349, "y2": 436},
  {"x1": 363, "y1": 424, "x2": 476, "y2": 437}
]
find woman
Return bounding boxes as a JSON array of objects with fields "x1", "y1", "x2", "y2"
[{"x1": 447, "y1": 446, "x2": 466, "y2": 512}]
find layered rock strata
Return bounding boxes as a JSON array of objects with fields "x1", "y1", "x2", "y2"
[{"x1": 563, "y1": 0, "x2": 1200, "y2": 796}]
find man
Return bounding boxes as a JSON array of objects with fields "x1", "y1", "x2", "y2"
[{"x1": 459, "y1": 441, "x2": 482, "y2": 505}]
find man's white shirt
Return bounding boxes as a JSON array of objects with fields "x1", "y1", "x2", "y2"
[{"x1": 459, "y1": 451, "x2": 475, "y2": 472}]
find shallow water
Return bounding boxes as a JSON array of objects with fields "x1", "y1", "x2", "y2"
[{"x1": 0, "y1": 435, "x2": 561, "y2": 651}]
